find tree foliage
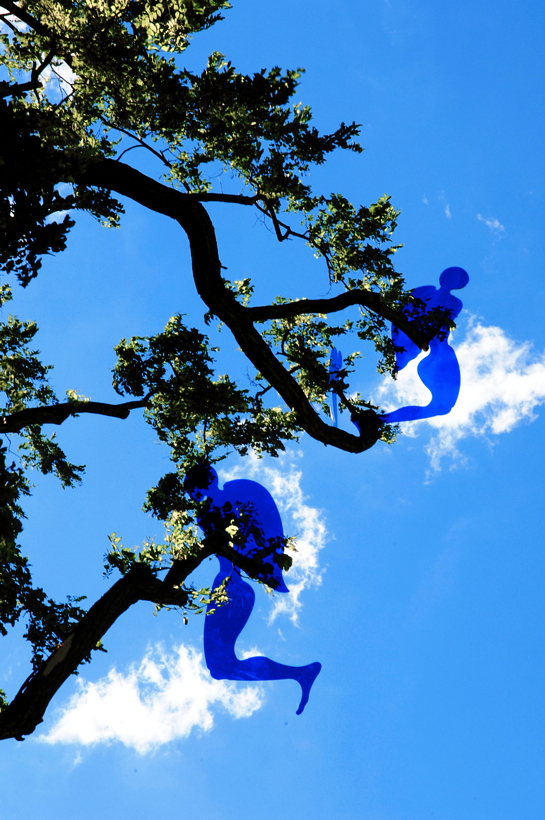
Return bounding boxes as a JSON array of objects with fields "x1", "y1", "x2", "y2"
[{"x1": 0, "y1": 0, "x2": 453, "y2": 741}]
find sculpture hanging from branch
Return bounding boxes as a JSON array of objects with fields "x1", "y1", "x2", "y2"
[
  {"x1": 185, "y1": 464, "x2": 321, "y2": 715},
  {"x1": 379, "y1": 267, "x2": 469, "y2": 423}
]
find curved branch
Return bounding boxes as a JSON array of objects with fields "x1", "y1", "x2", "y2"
[
  {"x1": 0, "y1": 1, "x2": 53, "y2": 37},
  {"x1": 76, "y1": 159, "x2": 386, "y2": 453},
  {"x1": 247, "y1": 292, "x2": 431, "y2": 350},
  {"x1": 0, "y1": 396, "x2": 151, "y2": 434}
]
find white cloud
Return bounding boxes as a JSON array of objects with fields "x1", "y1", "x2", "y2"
[
  {"x1": 438, "y1": 192, "x2": 451, "y2": 219},
  {"x1": 376, "y1": 319, "x2": 545, "y2": 470},
  {"x1": 39, "y1": 458, "x2": 326, "y2": 753},
  {"x1": 477, "y1": 213, "x2": 505, "y2": 236},
  {"x1": 39, "y1": 644, "x2": 263, "y2": 754},
  {"x1": 220, "y1": 454, "x2": 327, "y2": 623},
  {"x1": 45, "y1": 183, "x2": 75, "y2": 225},
  {"x1": 41, "y1": 60, "x2": 76, "y2": 101},
  {"x1": 1, "y1": 13, "x2": 29, "y2": 32}
]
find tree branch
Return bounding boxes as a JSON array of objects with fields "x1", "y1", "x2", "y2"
[
  {"x1": 247, "y1": 292, "x2": 431, "y2": 351},
  {"x1": 0, "y1": 522, "x2": 278, "y2": 741},
  {"x1": 76, "y1": 159, "x2": 385, "y2": 453},
  {"x1": 0, "y1": 79, "x2": 42, "y2": 97},
  {"x1": 165, "y1": 537, "x2": 285, "y2": 591},
  {"x1": 0, "y1": 43, "x2": 56, "y2": 97},
  {"x1": 105, "y1": 119, "x2": 175, "y2": 171},
  {"x1": 256, "y1": 200, "x2": 291, "y2": 241},
  {"x1": 0, "y1": 396, "x2": 151, "y2": 434},
  {"x1": 0, "y1": 4, "x2": 57, "y2": 100},
  {"x1": 183, "y1": 192, "x2": 260, "y2": 205},
  {"x1": 0, "y1": 1, "x2": 53, "y2": 37},
  {"x1": 0, "y1": 561, "x2": 199, "y2": 741}
]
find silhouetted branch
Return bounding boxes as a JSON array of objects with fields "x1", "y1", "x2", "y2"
[
  {"x1": 247, "y1": 292, "x2": 431, "y2": 350},
  {"x1": 75, "y1": 158, "x2": 388, "y2": 453},
  {"x1": 0, "y1": 1, "x2": 52, "y2": 37},
  {"x1": 0, "y1": 562, "x2": 195, "y2": 741},
  {"x1": 1, "y1": 396, "x2": 152, "y2": 434}
]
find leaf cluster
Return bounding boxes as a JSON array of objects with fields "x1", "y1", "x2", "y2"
[
  {"x1": 0, "y1": 99, "x2": 122, "y2": 285},
  {"x1": 0, "y1": 284, "x2": 84, "y2": 485},
  {"x1": 0, "y1": 445, "x2": 87, "y2": 673},
  {"x1": 103, "y1": 526, "x2": 228, "y2": 623},
  {"x1": 114, "y1": 313, "x2": 300, "y2": 475}
]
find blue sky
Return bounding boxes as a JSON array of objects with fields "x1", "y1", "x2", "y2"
[{"x1": 2, "y1": 1, "x2": 545, "y2": 818}]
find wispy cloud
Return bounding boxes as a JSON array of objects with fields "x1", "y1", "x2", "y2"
[
  {"x1": 477, "y1": 213, "x2": 505, "y2": 236},
  {"x1": 376, "y1": 319, "x2": 545, "y2": 470},
  {"x1": 39, "y1": 644, "x2": 263, "y2": 754},
  {"x1": 438, "y1": 192, "x2": 452, "y2": 219},
  {"x1": 221, "y1": 454, "x2": 327, "y2": 623}
]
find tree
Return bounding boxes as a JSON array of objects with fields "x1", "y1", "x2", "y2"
[{"x1": 0, "y1": 0, "x2": 452, "y2": 742}]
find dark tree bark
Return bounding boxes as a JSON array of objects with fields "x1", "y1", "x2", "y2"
[
  {"x1": 0, "y1": 528, "x2": 281, "y2": 741},
  {"x1": 0, "y1": 396, "x2": 151, "y2": 433},
  {"x1": 76, "y1": 159, "x2": 432, "y2": 454}
]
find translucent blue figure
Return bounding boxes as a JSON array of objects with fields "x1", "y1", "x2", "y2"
[
  {"x1": 329, "y1": 347, "x2": 343, "y2": 427},
  {"x1": 185, "y1": 465, "x2": 322, "y2": 715},
  {"x1": 378, "y1": 267, "x2": 469, "y2": 423}
]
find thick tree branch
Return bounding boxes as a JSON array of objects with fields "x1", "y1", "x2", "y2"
[
  {"x1": 0, "y1": 557, "x2": 210, "y2": 741},
  {"x1": 0, "y1": 1, "x2": 52, "y2": 37},
  {"x1": 247, "y1": 292, "x2": 431, "y2": 350},
  {"x1": 183, "y1": 192, "x2": 260, "y2": 205},
  {"x1": 0, "y1": 396, "x2": 151, "y2": 434},
  {"x1": 0, "y1": 79, "x2": 42, "y2": 97},
  {"x1": 0, "y1": 522, "x2": 283, "y2": 741},
  {"x1": 76, "y1": 159, "x2": 387, "y2": 452}
]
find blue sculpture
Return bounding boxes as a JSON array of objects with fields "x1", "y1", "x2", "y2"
[
  {"x1": 329, "y1": 347, "x2": 343, "y2": 427},
  {"x1": 185, "y1": 465, "x2": 322, "y2": 715},
  {"x1": 378, "y1": 267, "x2": 469, "y2": 423}
]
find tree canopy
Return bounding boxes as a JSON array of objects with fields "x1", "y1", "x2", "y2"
[{"x1": 0, "y1": 0, "x2": 453, "y2": 742}]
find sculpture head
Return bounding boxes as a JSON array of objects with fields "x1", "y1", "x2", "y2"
[
  {"x1": 184, "y1": 463, "x2": 219, "y2": 501},
  {"x1": 439, "y1": 266, "x2": 469, "y2": 291}
]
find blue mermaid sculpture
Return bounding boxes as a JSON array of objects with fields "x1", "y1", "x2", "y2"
[
  {"x1": 185, "y1": 464, "x2": 321, "y2": 715},
  {"x1": 379, "y1": 266, "x2": 469, "y2": 423}
]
